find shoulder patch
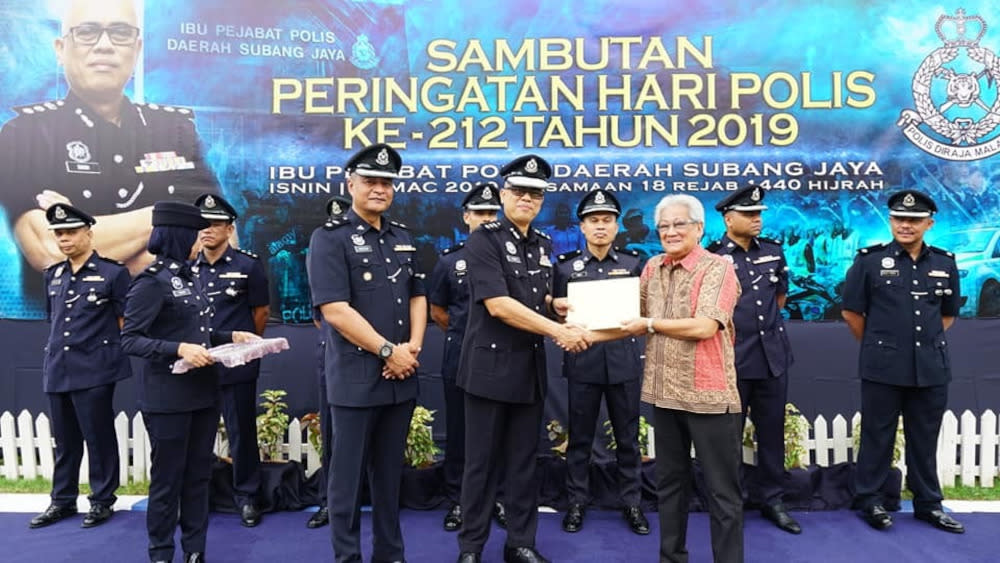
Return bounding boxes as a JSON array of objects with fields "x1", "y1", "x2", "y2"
[
  {"x1": 237, "y1": 248, "x2": 259, "y2": 260},
  {"x1": 614, "y1": 246, "x2": 640, "y2": 257},
  {"x1": 857, "y1": 242, "x2": 887, "y2": 255},
  {"x1": 558, "y1": 249, "x2": 583, "y2": 262},
  {"x1": 442, "y1": 242, "x2": 465, "y2": 255},
  {"x1": 482, "y1": 221, "x2": 502, "y2": 231},
  {"x1": 706, "y1": 240, "x2": 723, "y2": 252},
  {"x1": 532, "y1": 228, "x2": 551, "y2": 240},
  {"x1": 323, "y1": 217, "x2": 349, "y2": 230},
  {"x1": 928, "y1": 245, "x2": 955, "y2": 259}
]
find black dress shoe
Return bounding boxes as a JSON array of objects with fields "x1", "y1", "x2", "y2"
[
  {"x1": 915, "y1": 510, "x2": 965, "y2": 534},
  {"x1": 29, "y1": 504, "x2": 77, "y2": 529},
  {"x1": 240, "y1": 504, "x2": 261, "y2": 528},
  {"x1": 859, "y1": 504, "x2": 892, "y2": 530},
  {"x1": 493, "y1": 501, "x2": 507, "y2": 529},
  {"x1": 761, "y1": 503, "x2": 802, "y2": 534},
  {"x1": 184, "y1": 553, "x2": 205, "y2": 563},
  {"x1": 456, "y1": 553, "x2": 481, "y2": 563},
  {"x1": 81, "y1": 504, "x2": 113, "y2": 528},
  {"x1": 562, "y1": 503, "x2": 585, "y2": 533},
  {"x1": 503, "y1": 546, "x2": 550, "y2": 563},
  {"x1": 306, "y1": 506, "x2": 329, "y2": 529},
  {"x1": 623, "y1": 505, "x2": 650, "y2": 535},
  {"x1": 443, "y1": 504, "x2": 463, "y2": 531}
]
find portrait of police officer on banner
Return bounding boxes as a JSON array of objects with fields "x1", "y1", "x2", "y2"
[{"x1": 0, "y1": 0, "x2": 221, "y2": 311}]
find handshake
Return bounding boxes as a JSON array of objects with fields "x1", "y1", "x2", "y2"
[{"x1": 550, "y1": 297, "x2": 649, "y2": 353}]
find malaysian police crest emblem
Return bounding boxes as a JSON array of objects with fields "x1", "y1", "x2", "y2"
[
  {"x1": 897, "y1": 9, "x2": 1000, "y2": 160},
  {"x1": 350, "y1": 34, "x2": 380, "y2": 70},
  {"x1": 66, "y1": 141, "x2": 91, "y2": 163}
]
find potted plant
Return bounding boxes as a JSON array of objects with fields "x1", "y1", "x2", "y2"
[
  {"x1": 300, "y1": 411, "x2": 323, "y2": 459},
  {"x1": 546, "y1": 419, "x2": 568, "y2": 458},
  {"x1": 256, "y1": 389, "x2": 290, "y2": 462},
  {"x1": 405, "y1": 406, "x2": 440, "y2": 468}
]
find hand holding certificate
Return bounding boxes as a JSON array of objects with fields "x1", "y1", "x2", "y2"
[
  {"x1": 172, "y1": 336, "x2": 290, "y2": 374},
  {"x1": 565, "y1": 277, "x2": 641, "y2": 330}
]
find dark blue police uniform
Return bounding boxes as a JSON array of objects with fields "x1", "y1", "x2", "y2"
[
  {"x1": 308, "y1": 195, "x2": 350, "y2": 530},
  {"x1": 307, "y1": 145, "x2": 423, "y2": 563},
  {"x1": 457, "y1": 157, "x2": 556, "y2": 559},
  {"x1": 192, "y1": 194, "x2": 270, "y2": 517},
  {"x1": 40, "y1": 205, "x2": 132, "y2": 521},
  {"x1": 121, "y1": 202, "x2": 229, "y2": 562},
  {"x1": 842, "y1": 189, "x2": 962, "y2": 529},
  {"x1": 0, "y1": 93, "x2": 220, "y2": 308}
]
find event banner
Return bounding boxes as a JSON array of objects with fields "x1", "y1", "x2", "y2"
[{"x1": 2, "y1": 1, "x2": 999, "y2": 322}]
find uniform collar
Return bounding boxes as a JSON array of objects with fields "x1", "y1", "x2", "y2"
[
  {"x1": 582, "y1": 245, "x2": 617, "y2": 263},
  {"x1": 887, "y1": 239, "x2": 929, "y2": 260},
  {"x1": 500, "y1": 216, "x2": 537, "y2": 242},
  {"x1": 346, "y1": 208, "x2": 394, "y2": 236},
  {"x1": 194, "y1": 245, "x2": 235, "y2": 267},
  {"x1": 64, "y1": 91, "x2": 137, "y2": 128},
  {"x1": 720, "y1": 234, "x2": 759, "y2": 253},
  {"x1": 62, "y1": 250, "x2": 100, "y2": 274},
  {"x1": 660, "y1": 245, "x2": 707, "y2": 271}
]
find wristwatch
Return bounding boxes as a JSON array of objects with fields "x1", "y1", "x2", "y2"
[
  {"x1": 646, "y1": 317, "x2": 655, "y2": 334},
  {"x1": 378, "y1": 341, "x2": 395, "y2": 359}
]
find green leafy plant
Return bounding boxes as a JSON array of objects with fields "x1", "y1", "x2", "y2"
[
  {"x1": 546, "y1": 419, "x2": 568, "y2": 458},
  {"x1": 405, "y1": 406, "x2": 440, "y2": 468},
  {"x1": 300, "y1": 411, "x2": 323, "y2": 459},
  {"x1": 853, "y1": 416, "x2": 905, "y2": 467},
  {"x1": 256, "y1": 389, "x2": 290, "y2": 461},
  {"x1": 741, "y1": 402, "x2": 812, "y2": 470},
  {"x1": 604, "y1": 415, "x2": 651, "y2": 458}
]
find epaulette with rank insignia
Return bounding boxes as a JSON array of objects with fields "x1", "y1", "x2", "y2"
[
  {"x1": 615, "y1": 246, "x2": 640, "y2": 257},
  {"x1": 135, "y1": 102, "x2": 195, "y2": 117},
  {"x1": 482, "y1": 221, "x2": 502, "y2": 231},
  {"x1": 97, "y1": 255, "x2": 125, "y2": 266},
  {"x1": 389, "y1": 219, "x2": 409, "y2": 230},
  {"x1": 323, "y1": 217, "x2": 349, "y2": 230},
  {"x1": 928, "y1": 245, "x2": 955, "y2": 259},
  {"x1": 706, "y1": 240, "x2": 724, "y2": 252},
  {"x1": 146, "y1": 260, "x2": 166, "y2": 274},
  {"x1": 857, "y1": 243, "x2": 887, "y2": 255},
  {"x1": 442, "y1": 243, "x2": 464, "y2": 255},
  {"x1": 14, "y1": 99, "x2": 64, "y2": 116},
  {"x1": 558, "y1": 249, "x2": 583, "y2": 263},
  {"x1": 532, "y1": 228, "x2": 551, "y2": 240},
  {"x1": 758, "y1": 236, "x2": 783, "y2": 246},
  {"x1": 236, "y1": 248, "x2": 259, "y2": 260},
  {"x1": 43, "y1": 260, "x2": 65, "y2": 273}
]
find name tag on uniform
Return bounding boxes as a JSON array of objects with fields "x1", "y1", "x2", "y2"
[
  {"x1": 219, "y1": 272, "x2": 247, "y2": 279},
  {"x1": 880, "y1": 269, "x2": 899, "y2": 277},
  {"x1": 753, "y1": 255, "x2": 780, "y2": 264},
  {"x1": 353, "y1": 245, "x2": 372, "y2": 253},
  {"x1": 172, "y1": 288, "x2": 193, "y2": 297},
  {"x1": 506, "y1": 255, "x2": 522, "y2": 264},
  {"x1": 394, "y1": 244, "x2": 416, "y2": 252},
  {"x1": 81, "y1": 275, "x2": 105, "y2": 282},
  {"x1": 66, "y1": 161, "x2": 102, "y2": 174},
  {"x1": 928, "y1": 270, "x2": 949, "y2": 278},
  {"x1": 608, "y1": 268, "x2": 631, "y2": 276}
]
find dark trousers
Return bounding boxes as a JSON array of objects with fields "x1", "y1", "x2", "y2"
[
  {"x1": 318, "y1": 374, "x2": 333, "y2": 500},
  {"x1": 220, "y1": 381, "x2": 261, "y2": 506},
  {"x1": 566, "y1": 379, "x2": 642, "y2": 506},
  {"x1": 143, "y1": 407, "x2": 219, "y2": 562},
  {"x1": 458, "y1": 393, "x2": 542, "y2": 553},
  {"x1": 328, "y1": 400, "x2": 415, "y2": 563},
  {"x1": 654, "y1": 408, "x2": 744, "y2": 563},
  {"x1": 48, "y1": 384, "x2": 120, "y2": 507},
  {"x1": 855, "y1": 380, "x2": 948, "y2": 513},
  {"x1": 442, "y1": 377, "x2": 465, "y2": 503},
  {"x1": 738, "y1": 373, "x2": 788, "y2": 505}
]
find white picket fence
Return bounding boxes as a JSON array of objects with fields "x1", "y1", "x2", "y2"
[{"x1": 1, "y1": 409, "x2": 998, "y2": 488}]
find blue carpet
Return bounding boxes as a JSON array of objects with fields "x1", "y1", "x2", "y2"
[{"x1": 0, "y1": 508, "x2": 995, "y2": 562}]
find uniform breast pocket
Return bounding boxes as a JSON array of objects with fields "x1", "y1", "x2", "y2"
[
  {"x1": 873, "y1": 276, "x2": 907, "y2": 296},
  {"x1": 348, "y1": 254, "x2": 386, "y2": 291},
  {"x1": 470, "y1": 343, "x2": 507, "y2": 378},
  {"x1": 503, "y1": 269, "x2": 529, "y2": 301}
]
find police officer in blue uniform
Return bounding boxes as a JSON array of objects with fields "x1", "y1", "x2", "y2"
[
  {"x1": 122, "y1": 201, "x2": 259, "y2": 563},
  {"x1": 0, "y1": 0, "x2": 220, "y2": 311},
  {"x1": 307, "y1": 144, "x2": 426, "y2": 563},
  {"x1": 456, "y1": 155, "x2": 589, "y2": 563},
  {"x1": 842, "y1": 189, "x2": 964, "y2": 534},
  {"x1": 306, "y1": 194, "x2": 351, "y2": 530},
  {"x1": 707, "y1": 184, "x2": 801, "y2": 534},
  {"x1": 28, "y1": 204, "x2": 132, "y2": 530},
  {"x1": 192, "y1": 193, "x2": 270, "y2": 527},
  {"x1": 429, "y1": 183, "x2": 504, "y2": 532},
  {"x1": 554, "y1": 189, "x2": 649, "y2": 536}
]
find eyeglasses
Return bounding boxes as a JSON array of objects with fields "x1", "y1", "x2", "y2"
[
  {"x1": 505, "y1": 187, "x2": 545, "y2": 201},
  {"x1": 66, "y1": 23, "x2": 141, "y2": 46},
  {"x1": 656, "y1": 220, "x2": 700, "y2": 233}
]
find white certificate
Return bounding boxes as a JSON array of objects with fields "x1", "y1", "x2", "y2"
[{"x1": 565, "y1": 277, "x2": 640, "y2": 330}]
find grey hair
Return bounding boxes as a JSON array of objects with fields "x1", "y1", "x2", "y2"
[{"x1": 654, "y1": 194, "x2": 705, "y2": 225}]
